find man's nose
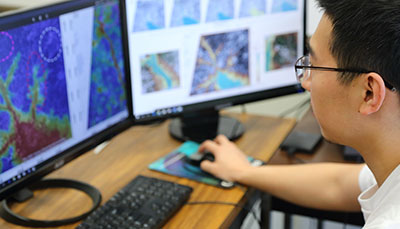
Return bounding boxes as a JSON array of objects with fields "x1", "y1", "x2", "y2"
[{"x1": 301, "y1": 75, "x2": 311, "y2": 91}]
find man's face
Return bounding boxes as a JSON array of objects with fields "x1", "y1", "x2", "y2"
[{"x1": 302, "y1": 15, "x2": 357, "y2": 144}]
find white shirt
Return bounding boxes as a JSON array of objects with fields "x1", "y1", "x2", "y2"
[{"x1": 358, "y1": 164, "x2": 400, "y2": 228}]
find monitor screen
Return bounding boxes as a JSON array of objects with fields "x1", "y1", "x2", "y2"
[
  {"x1": 124, "y1": 0, "x2": 305, "y2": 121},
  {"x1": 0, "y1": 0, "x2": 129, "y2": 199}
]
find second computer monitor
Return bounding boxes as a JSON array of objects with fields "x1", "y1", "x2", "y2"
[
  {"x1": 0, "y1": 0, "x2": 130, "y2": 200},
  {"x1": 124, "y1": 0, "x2": 305, "y2": 142}
]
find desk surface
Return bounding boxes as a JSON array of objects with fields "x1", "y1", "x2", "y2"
[{"x1": 0, "y1": 113, "x2": 296, "y2": 229}]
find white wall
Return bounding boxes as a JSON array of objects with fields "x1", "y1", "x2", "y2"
[{"x1": 307, "y1": 0, "x2": 323, "y2": 36}]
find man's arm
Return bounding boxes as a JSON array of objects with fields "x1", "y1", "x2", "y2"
[{"x1": 199, "y1": 135, "x2": 364, "y2": 212}]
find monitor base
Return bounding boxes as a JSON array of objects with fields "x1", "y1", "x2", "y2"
[
  {"x1": 169, "y1": 110, "x2": 245, "y2": 143},
  {"x1": 0, "y1": 179, "x2": 101, "y2": 228}
]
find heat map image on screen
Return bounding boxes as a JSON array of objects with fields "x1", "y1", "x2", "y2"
[
  {"x1": 272, "y1": 0, "x2": 298, "y2": 13},
  {"x1": 0, "y1": 18, "x2": 71, "y2": 173},
  {"x1": 171, "y1": 0, "x2": 200, "y2": 27},
  {"x1": 240, "y1": 0, "x2": 266, "y2": 17},
  {"x1": 88, "y1": 1, "x2": 127, "y2": 128},
  {"x1": 265, "y1": 32, "x2": 298, "y2": 71},
  {"x1": 206, "y1": 0, "x2": 234, "y2": 22},
  {"x1": 140, "y1": 51, "x2": 180, "y2": 94},
  {"x1": 133, "y1": 0, "x2": 165, "y2": 32},
  {"x1": 190, "y1": 30, "x2": 250, "y2": 95}
]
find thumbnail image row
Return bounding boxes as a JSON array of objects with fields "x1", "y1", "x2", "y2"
[
  {"x1": 133, "y1": 0, "x2": 298, "y2": 32},
  {"x1": 140, "y1": 30, "x2": 297, "y2": 95}
]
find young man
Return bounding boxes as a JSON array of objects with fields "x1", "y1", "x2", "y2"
[{"x1": 198, "y1": 0, "x2": 400, "y2": 227}]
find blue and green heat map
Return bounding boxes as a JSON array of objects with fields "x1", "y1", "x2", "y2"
[
  {"x1": 191, "y1": 30, "x2": 250, "y2": 95},
  {"x1": 140, "y1": 51, "x2": 180, "y2": 94},
  {"x1": 0, "y1": 18, "x2": 71, "y2": 173},
  {"x1": 88, "y1": 1, "x2": 127, "y2": 128}
]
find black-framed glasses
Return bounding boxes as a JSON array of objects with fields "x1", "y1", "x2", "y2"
[{"x1": 295, "y1": 55, "x2": 396, "y2": 91}]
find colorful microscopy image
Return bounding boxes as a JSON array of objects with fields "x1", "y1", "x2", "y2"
[
  {"x1": 240, "y1": 0, "x2": 266, "y2": 17},
  {"x1": 272, "y1": 0, "x2": 298, "y2": 13},
  {"x1": 206, "y1": 0, "x2": 234, "y2": 22},
  {"x1": 140, "y1": 51, "x2": 180, "y2": 94},
  {"x1": 133, "y1": 0, "x2": 165, "y2": 32},
  {"x1": 265, "y1": 32, "x2": 297, "y2": 71},
  {"x1": 171, "y1": 0, "x2": 200, "y2": 27},
  {"x1": 88, "y1": 1, "x2": 127, "y2": 128},
  {"x1": 191, "y1": 30, "x2": 250, "y2": 95},
  {"x1": 0, "y1": 18, "x2": 71, "y2": 173}
]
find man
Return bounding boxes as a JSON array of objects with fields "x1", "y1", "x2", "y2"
[{"x1": 198, "y1": 0, "x2": 400, "y2": 228}]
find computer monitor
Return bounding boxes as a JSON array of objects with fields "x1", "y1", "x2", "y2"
[
  {"x1": 0, "y1": 0, "x2": 130, "y2": 215},
  {"x1": 123, "y1": 0, "x2": 306, "y2": 142}
]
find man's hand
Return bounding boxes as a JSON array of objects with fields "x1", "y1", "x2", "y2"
[
  {"x1": 198, "y1": 135, "x2": 252, "y2": 182},
  {"x1": 198, "y1": 136, "x2": 363, "y2": 212}
]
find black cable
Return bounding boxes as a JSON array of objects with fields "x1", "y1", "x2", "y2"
[
  {"x1": 186, "y1": 201, "x2": 261, "y2": 227},
  {"x1": 0, "y1": 179, "x2": 101, "y2": 227}
]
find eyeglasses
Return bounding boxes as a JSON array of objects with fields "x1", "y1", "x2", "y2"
[{"x1": 294, "y1": 55, "x2": 396, "y2": 91}]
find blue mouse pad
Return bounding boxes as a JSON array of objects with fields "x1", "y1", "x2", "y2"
[{"x1": 148, "y1": 141, "x2": 263, "y2": 189}]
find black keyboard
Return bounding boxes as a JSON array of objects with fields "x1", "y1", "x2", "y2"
[{"x1": 76, "y1": 175, "x2": 193, "y2": 229}]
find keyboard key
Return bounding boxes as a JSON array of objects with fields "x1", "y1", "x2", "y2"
[{"x1": 76, "y1": 175, "x2": 192, "y2": 229}]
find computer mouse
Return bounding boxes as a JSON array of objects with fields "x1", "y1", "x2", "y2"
[{"x1": 184, "y1": 151, "x2": 215, "y2": 167}]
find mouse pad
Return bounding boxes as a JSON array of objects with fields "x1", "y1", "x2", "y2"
[{"x1": 148, "y1": 141, "x2": 263, "y2": 189}]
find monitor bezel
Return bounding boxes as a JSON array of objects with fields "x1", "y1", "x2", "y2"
[
  {"x1": 121, "y1": 0, "x2": 308, "y2": 123},
  {"x1": 0, "y1": 0, "x2": 134, "y2": 200}
]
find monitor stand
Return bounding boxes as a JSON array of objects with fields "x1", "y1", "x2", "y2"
[
  {"x1": 169, "y1": 109, "x2": 245, "y2": 143},
  {"x1": 0, "y1": 178, "x2": 101, "y2": 227}
]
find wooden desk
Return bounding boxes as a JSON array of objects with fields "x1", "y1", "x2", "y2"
[{"x1": 0, "y1": 113, "x2": 296, "y2": 229}]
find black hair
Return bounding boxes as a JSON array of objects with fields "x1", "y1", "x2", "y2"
[{"x1": 316, "y1": 0, "x2": 400, "y2": 90}]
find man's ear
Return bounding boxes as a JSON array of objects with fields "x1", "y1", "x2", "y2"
[{"x1": 359, "y1": 73, "x2": 386, "y2": 115}]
